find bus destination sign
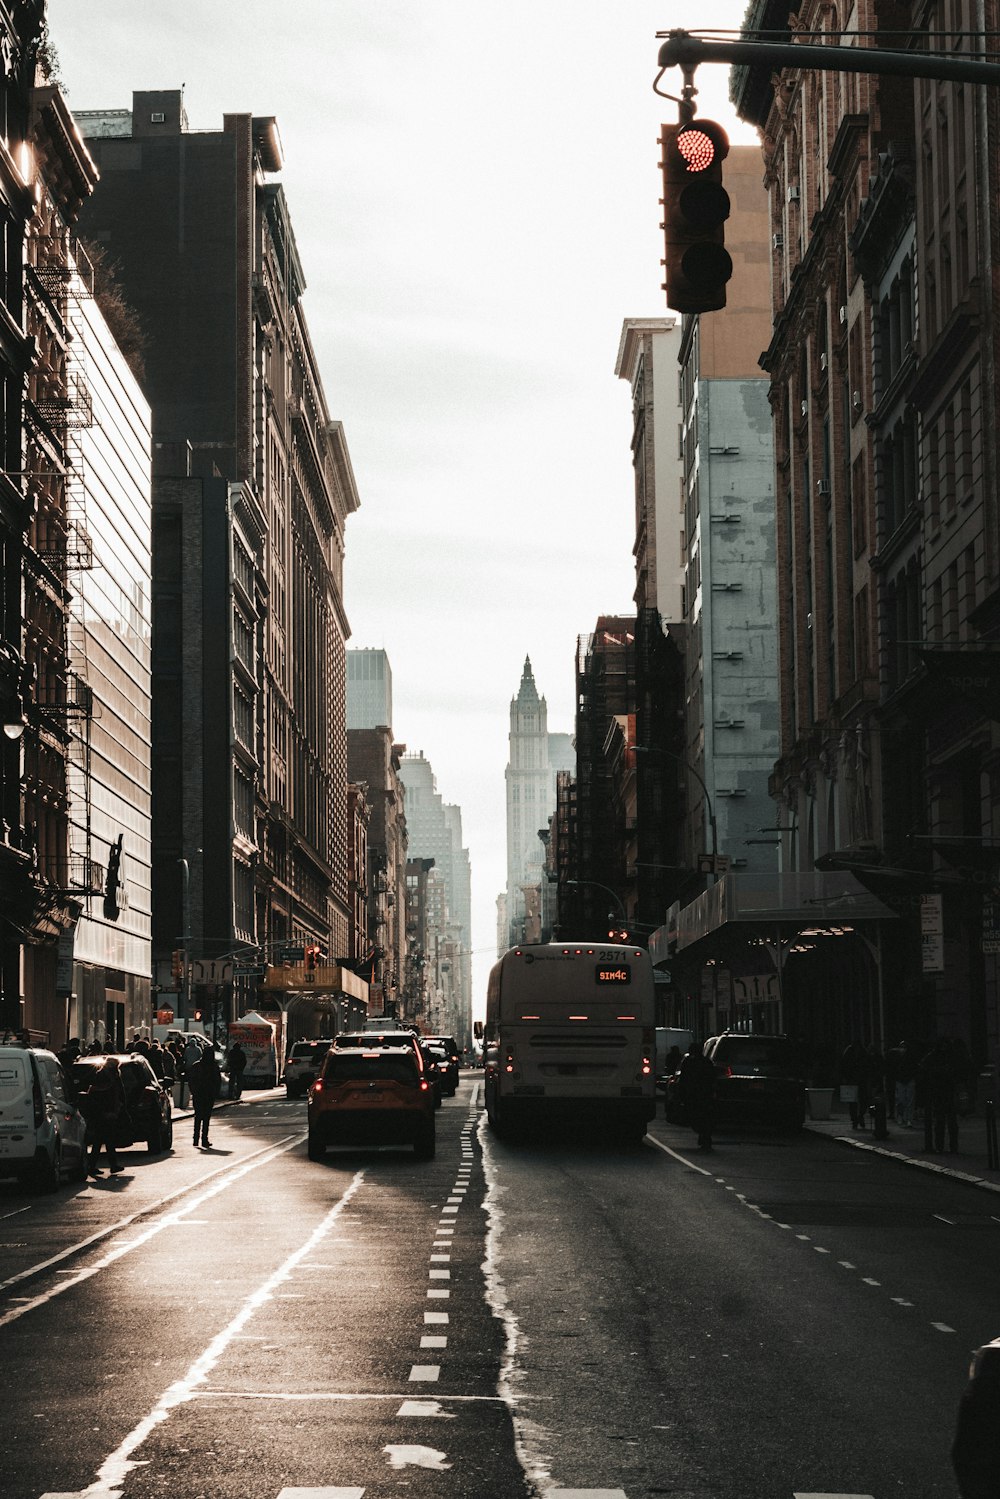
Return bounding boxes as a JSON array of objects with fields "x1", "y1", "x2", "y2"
[{"x1": 596, "y1": 964, "x2": 631, "y2": 985}]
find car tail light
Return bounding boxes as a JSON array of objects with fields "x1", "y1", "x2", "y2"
[
  {"x1": 420, "y1": 1079, "x2": 430, "y2": 1092},
  {"x1": 640, "y1": 1055, "x2": 652, "y2": 1077},
  {"x1": 720, "y1": 1065, "x2": 734, "y2": 1078},
  {"x1": 504, "y1": 1048, "x2": 517, "y2": 1077},
  {"x1": 312, "y1": 1079, "x2": 324, "y2": 1093}
]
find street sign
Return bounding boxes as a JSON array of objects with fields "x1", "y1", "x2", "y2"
[
  {"x1": 190, "y1": 959, "x2": 233, "y2": 985},
  {"x1": 278, "y1": 945, "x2": 305, "y2": 963},
  {"x1": 232, "y1": 966, "x2": 265, "y2": 979}
]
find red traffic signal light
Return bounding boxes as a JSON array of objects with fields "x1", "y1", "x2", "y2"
[
  {"x1": 305, "y1": 945, "x2": 319, "y2": 971},
  {"x1": 659, "y1": 119, "x2": 732, "y2": 314}
]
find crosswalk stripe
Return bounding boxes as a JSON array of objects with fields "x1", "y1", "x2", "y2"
[
  {"x1": 276, "y1": 1490, "x2": 365, "y2": 1498},
  {"x1": 793, "y1": 1492, "x2": 876, "y2": 1497}
]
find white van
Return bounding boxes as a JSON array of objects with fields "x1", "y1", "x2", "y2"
[
  {"x1": 0, "y1": 1045, "x2": 88, "y2": 1189},
  {"x1": 654, "y1": 1028, "x2": 695, "y2": 1088}
]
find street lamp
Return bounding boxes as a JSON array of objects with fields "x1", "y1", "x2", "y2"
[
  {"x1": 564, "y1": 878, "x2": 628, "y2": 932},
  {"x1": 634, "y1": 744, "x2": 720, "y2": 882}
]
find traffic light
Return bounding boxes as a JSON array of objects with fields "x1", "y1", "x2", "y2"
[
  {"x1": 659, "y1": 119, "x2": 732, "y2": 314},
  {"x1": 171, "y1": 949, "x2": 185, "y2": 986},
  {"x1": 306, "y1": 945, "x2": 319, "y2": 971},
  {"x1": 607, "y1": 926, "x2": 630, "y2": 943}
]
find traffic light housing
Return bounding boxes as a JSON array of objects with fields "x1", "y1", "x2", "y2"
[
  {"x1": 659, "y1": 119, "x2": 732, "y2": 314},
  {"x1": 171, "y1": 948, "x2": 185, "y2": 986},
  {"x1": 305, "y1": 945, "x2": 319, "y2": 971}
]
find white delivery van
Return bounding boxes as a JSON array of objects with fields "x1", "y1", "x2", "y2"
[
  {"x1": 0, "y1": 1045, "x2": 88, "y2": 1189},
  {"x1": 654, "y1": 1028, "x2": 695, "y2": 1088}
]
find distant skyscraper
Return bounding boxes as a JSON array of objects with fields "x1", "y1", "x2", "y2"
[
  {"x1": 399, "y1": 751, "x2": 472, "y2": 1043},
  {"x1": 347, "y1": 648, "x2": 393, "y2": 729},
  {"x1": 502, "y1": 658, "x2": 573, "y2": 951}
]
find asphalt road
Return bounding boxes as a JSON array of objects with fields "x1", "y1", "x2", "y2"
[{"x1": 0, "y1": 1080, "x2": 988, "y2": 1498}]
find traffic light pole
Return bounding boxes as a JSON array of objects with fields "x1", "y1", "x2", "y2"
[{"x1": 656, "y1": 30, "x2": 1000, "y2": 90}]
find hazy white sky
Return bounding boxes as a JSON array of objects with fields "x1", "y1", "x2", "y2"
[{"x1": 49, "y1": 1, "x2": 759, "y2": 1007}]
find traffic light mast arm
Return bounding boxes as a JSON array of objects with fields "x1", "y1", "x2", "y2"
[{"x1": 656, "y1": 30, "x2": 1000, "y2": 89}]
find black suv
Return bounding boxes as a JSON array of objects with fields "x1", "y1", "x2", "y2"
[
  {"x1": 423, "y1": 1035, "x2": 460, "y2": 1095},
  {"x1": 702, "y1": 1033, "x2": 807, "y2": 1130},
  {"x1": 69, "y1": 1054, "x2": 174, "y2": 1153}
]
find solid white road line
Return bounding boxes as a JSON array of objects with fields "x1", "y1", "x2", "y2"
[
  {"x1": 277, "y1": 1490, "x2": 365, "y2": 1498},
  {"x1": 643, "y1": 1135, "x2": 714, "y2": 1175},
  {"x1": 1, "y1": 1134, "x2": 300, "y2": 1297},
  {"x1": 52, "y1": 1170, "x2": 366, "y2": 1499},
  {"x1": 0, "y1": 1136, "x2": 304, "y2": 1330}
]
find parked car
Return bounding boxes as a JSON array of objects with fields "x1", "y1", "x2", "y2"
[
  {"x1": 307, "y1": 1043, "x2": 435, "y2": 1160},
  {"x1": 0, "y1": 1043, "x2": 88, "y2": 1189},
  {"x1": 70, "y1": 1053, "x2": 174, "y2": 1154},
  {"x1": 702, "y1": 1033, "x2": 807, "y2": 1130},
  {"x1": 283, "y1": 1040, "x2": 332, "y2": 1099},
  {"x1": 423, "y1": 1034, "x2": 460, "y2": 1095}
]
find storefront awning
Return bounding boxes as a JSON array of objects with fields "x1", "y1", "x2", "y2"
[{"x1": 674, "y1": 870, "x2": 898, "y2": 953}]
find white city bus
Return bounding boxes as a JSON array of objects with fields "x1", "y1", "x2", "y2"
[{"x1": 483, "y1": 942, "x2": 656, "y2": 1141}]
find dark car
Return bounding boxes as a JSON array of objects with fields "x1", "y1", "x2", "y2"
[
  {"x1": 307, "y1": 1044, "x2": 435, "y2": 1160},
  {"x1": 70, "y1": 1053, "x2": 174, "y2": 1154},
  {"x1": 417, "y1": 1042, "x2": 445, "y2": 1107},
  {"x1": 953, "y1": 1335, "x2": 1000, "y2": 1497},
  {"x1": 423, "y1": 1035, "x2": 460, "y2": 1095},
  {"x1": 702, "y1": 1033, "x2": 807, "y2": 1130}
]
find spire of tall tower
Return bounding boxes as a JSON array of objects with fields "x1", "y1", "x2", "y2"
[{"x1": 516, "y1": 655, "x2": 540, "y2": 706}]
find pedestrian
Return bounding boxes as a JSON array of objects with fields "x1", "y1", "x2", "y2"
[
  {"x1": 677, "y1": 1040, "x2": 717, "y2": 1151},
  {"x1": 840, "y1": 1041, "x2": 872, "y2": 1130},
  {"x1": 225, "y1": 1040, "x2": 247, "y2": 1100},
  {"x1": 920, "y1": 1036, "x2": 960, "y2": 1154},
  {"x1": 664, "y1": 1044, "x2": 683, "y2": 1079},
  {"x1": 80, "y1": 1056, "x2": 127, "y2": 1177},
  {"x1": 889, "y1": 1040, "x2": 917, "y2": 1128},
  {"x1": 185, "y1": 1045, "x2": 222, "y2": 1148}
]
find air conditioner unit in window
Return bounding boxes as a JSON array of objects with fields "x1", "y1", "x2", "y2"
[
  {"x1": 852, "y1": 390, "x2": 863, "y2": 410},
  {"x1": 817, "y1": 479, "x2": 831, "y2": 496},
  {"x1": 800, "y1": 399, "x2": 808, "y2": 417},
  {"x1": 839, "y1": 304, "x2": 848, "y2": 324},
  {"x1": 787, "y1": 185, "x2": 801, "y2": 203},
  {"x1": 819, "y1": 352, "x2": 828, "y2": 371},
  {"x1": 772, "y1": 232, "x2": 783, "y2": 250}
]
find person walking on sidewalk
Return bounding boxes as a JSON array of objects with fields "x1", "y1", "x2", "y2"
[
  {"x1": 840, "y1": 1041, "x2": 873, "y2": 1130},
  {"x1": 225, "y1": 1040, "x2": 247, "y2": 1100},
  {"x1": 920, "y1": 1035, "x2": 960, "y2": 1154},
  {"x1": 186, "y1": 1046, "x2": 222, "y2": 1149},
  {"x1": 890, "y1": 1040, "x2": 918, "y2": 1128}
]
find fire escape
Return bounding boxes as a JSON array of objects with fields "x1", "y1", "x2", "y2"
[{"x1": 25, "y1": 246, "x2": 101, "y2": 904}]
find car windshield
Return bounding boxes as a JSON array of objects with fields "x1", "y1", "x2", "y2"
[{"x1": 323, "y1": 1054, "x2": 418, "y2": 1086}]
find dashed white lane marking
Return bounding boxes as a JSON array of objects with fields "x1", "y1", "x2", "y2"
[
  {"x1": 421, "y1": 1336, "x2": 447, "y2": 1349},
  {"x1": 838, "y1": 1261, "x2": 856, "y2": 1270},
  {"x1": 544, "y1": 1490, "x2": 629, "y2": 1497},
  {"x1": 408, "y1": 1365, "x2": 441, "y2": 1381},
  {"x1": 385, "y1": 1443, "x2": 450, "y2": 1470},
  {"x1": 932, "y1": 1322, "x2": 956, "y2": 1333},
  {"x1": 892, "y1": 1298, "x2": 915, "y2": 1306},
  {"x1": 51, "y1": 1170, "x2": 366, "y2": 1498},
  {"x1": 276, "y1": 1490, "x2": 365, "y2": 1498},
  {"x1": 424, "y1": 1311, "x2": 448, "y2": 1323},
  {"x1": 429, "y1": 1269, "x2": 451, "y2": 1279},
  {"x1": 813, "y1": 1246, "x2": 831, "y2": 1254},
  {"x1": 861, "y1": 1278, "x2": 881, "y2": 1286},
  {"x1": 426, "y1": 1288, "x2": 450, "y2": 1298},
  {"x1": 793, "y1": 1493, "x2": 876, "y2": 1498},
  {"x1": 430, "y1": 1253, "x2": 450, "y2": 1261},
  {"x1": 396, "y1": 1399, "x2": 455, "y2": 1418}
]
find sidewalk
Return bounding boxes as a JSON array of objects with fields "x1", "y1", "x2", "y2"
[{"x1": 804, "y1": 1101, "x2": 1000, "y2": 1196}]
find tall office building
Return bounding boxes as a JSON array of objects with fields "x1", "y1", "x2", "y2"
[
  {"x1": 75, "y1": 91, "x2": 360, "y2": 1017},
  {"x1": 502, "y1": 657, "x2": 573, "y2": 949},
  {"x1": 347, "y1": 648, "x2": 393, "y2": 730},
  {"x1": 399, "y1": 751, "x2": 472, "y2": 1045}
]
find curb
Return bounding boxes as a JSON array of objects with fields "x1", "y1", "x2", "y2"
[{"x1": 804, "y1": 1119, "x2": 1000, "y2": 1197}]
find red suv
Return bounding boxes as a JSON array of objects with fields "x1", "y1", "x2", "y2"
[{"x1": 307, "y1": 1043, "x2": 435, "y2": 1160}]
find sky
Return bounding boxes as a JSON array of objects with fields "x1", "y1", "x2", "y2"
[{"x1": 48, "y1": 1, "x2": 759, "y2": 1012}]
